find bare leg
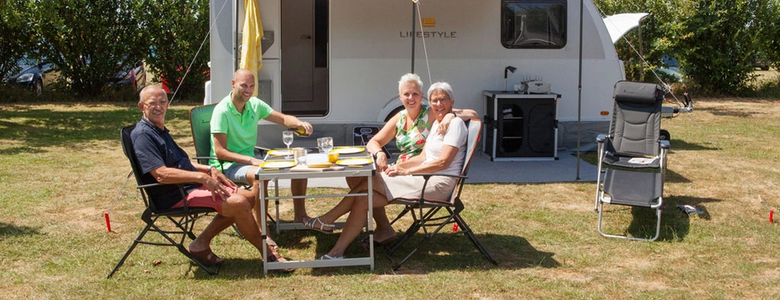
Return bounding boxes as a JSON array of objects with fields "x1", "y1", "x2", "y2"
[
  {"x1": 324, "y1": 190, "x2": 391, "y2": 258},
  {"x1": 315, "y1": 174, "x2": 395, "y2": 241},
  {"x1": 189, "y1": 215, "x2": 232, "y2": 253},
  {"x1": 223, "y1": 189, "x2": 277, "y2": 256},
  {"x1": 291, "y1": 178, "x2": 309, "y2": 222},
  {"x1": 191, "y1": 188, "x2": 276, "y2": 258}
]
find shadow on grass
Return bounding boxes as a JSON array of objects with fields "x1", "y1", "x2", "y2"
[
  {"x1": 0, "y1": 106, "x2": 190, "y2": 150},
  {"x1": 699, "y1": 106, "x2": 757, "y2": 118},
  {"x1": 605, "y1": 195, "x2": 721, "y2": 242},
  {"x1": 174, "y1": 230, "x2": 555, "y2": 278},
  {"x1": 0, "y1": 222, "x2": 42, "y2": 240},
  {"x1": 668, "y1": 138, "x2": 718, "y2": 151}
]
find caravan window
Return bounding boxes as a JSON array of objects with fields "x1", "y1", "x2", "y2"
[{"x1": 501, "y1": 0, "x2": 567, "y2": 49}]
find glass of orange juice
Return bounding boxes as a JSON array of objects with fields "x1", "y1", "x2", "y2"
[{"x1": 327, "y1": 152, "x2": 339, "y2": 164}]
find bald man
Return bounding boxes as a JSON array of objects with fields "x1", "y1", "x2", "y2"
[{"x1": 209, "y1": 69, "x2": 313, "y2": 247}]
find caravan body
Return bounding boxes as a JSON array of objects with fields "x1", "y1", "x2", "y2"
[{"x1": 209, "y1": 0, "x2": 624, "y2": 149}]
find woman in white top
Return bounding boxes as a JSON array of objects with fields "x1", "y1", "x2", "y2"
[{"x1": 305, "y1": 82, "x2": 468, "y2": 260}]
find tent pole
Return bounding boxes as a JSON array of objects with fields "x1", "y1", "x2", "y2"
[
  {"x1": 576, "y1": 0, "x2": 584, "y2": 180},
  {"x1": 234, "y1": 0, "x2": 240, "y2": 71},
  {"x1": 411, "y1": 1, "x2": 416, "y2": 73}
]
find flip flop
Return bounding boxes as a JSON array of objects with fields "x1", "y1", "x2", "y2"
[
  {"x1": 189, "y1": 248, "x2": 225, "y2": 265},
  {"x1": 267, "y1": 252, "x2": 294, "y2": 272},
  {"x1": 318, "y1": 254, "x2": 344, "y2": 260},
  {"x1": 359, "y1": 235, "x2": 398, "y2": 250}
]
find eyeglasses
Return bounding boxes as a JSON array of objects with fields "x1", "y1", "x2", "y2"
[
  {"x1": 429, "y1": 97, "x2": 450, "y2": 105},
  {"x1": 144, "y1": 101, "x2": 168, "y2": 108}
]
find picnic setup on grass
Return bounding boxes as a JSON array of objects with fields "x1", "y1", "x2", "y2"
[{"x1": 106, "y1": 0, "x2": 704, "y2": 278}]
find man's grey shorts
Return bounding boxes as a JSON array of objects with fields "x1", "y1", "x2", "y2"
[{"x1": 222, "y1": 163, "x2": 254, "y2": 185}]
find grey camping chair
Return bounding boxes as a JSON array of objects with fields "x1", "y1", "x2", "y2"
[
  {"x1": 385, "y1": 119, "x2": 498, "y2": 270},
  {"x1": 594, "y1": 81, "x2": 670, "y2": 241}
]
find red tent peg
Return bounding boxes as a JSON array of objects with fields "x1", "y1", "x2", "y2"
[{"x1": 104, "y1": 212, "x2": 112, "y2": 232}]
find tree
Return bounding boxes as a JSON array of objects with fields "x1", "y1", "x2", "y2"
[
  {"x1": 754, "y1": 0, "x2": 780, "y2": 72},
  {"x1": 139, "y1": 0, "x2": 210, "y2": 101},
  {"x1": 31, "y1": 0, "x2": 146, "y2": 97},
  {"x1": 0, "y1": 0, "x2": 36, "y2": 80},
  {"x1": 594, "y1": 0, "x2": 692, "y2": 85},
  {"x1": 678, "y1": 0, "x2": 763, "y2": 95}
]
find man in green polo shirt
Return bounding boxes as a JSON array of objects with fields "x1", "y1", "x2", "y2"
[{"x1": 210, "y1": 69, "x2": 313, "y2": 233}]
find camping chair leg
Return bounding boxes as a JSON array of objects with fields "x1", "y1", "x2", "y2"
[
  {"x1": 598, "y1": 202, "x2": 663, "y2": 242},
  {"x1": 389, "y1": 206, "x2": 412, "y2": 226},
  {"x1": 107, "y1": 224, "x2": 152, "y2": 278},
  {"x1": 232, "y1": 224, "x2": 245, "y2": 239},
  {"x1": 386, "y1": 212, "x2": 423, "y2": 255},
  {"x1": 388, "y1": 207, "x2": 452, "y2": 270},
  {"x1": 453, "y1": 213, "x2": 498, "y2": 265}
]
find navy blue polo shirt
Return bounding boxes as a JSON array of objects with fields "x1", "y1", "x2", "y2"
[{"x1": 131, "y1": 118, "x2": 202, "y2": 210}]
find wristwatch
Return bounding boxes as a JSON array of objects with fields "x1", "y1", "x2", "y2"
[{"x1": 206, "y1": 166, "x2": 214, "y2": 174}]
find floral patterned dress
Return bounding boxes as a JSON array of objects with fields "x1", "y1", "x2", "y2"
[{"x1": 395, "y1": 105, "x2": 431, "y2": 163}]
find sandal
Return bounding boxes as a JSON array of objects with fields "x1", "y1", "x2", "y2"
[
  {"x1": 266, "y1": 237, "x2": 280, "y2": 252},
  {"x1": 266, "y1": 252, "x2": 294, "y2": 272},
  {"x1": 359, "y1": 235, "x2": 398, "y2": 250},
  {"x1": 303, "y1": 216, "x2": 335, "y2": 234},
  {"x1": 189, "y1": 248, "x2": 225, "y2": 265}
]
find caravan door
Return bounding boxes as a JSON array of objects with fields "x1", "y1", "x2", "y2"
[{"x1": 280, "y1": 0, "x2": 329, "y2": 116}]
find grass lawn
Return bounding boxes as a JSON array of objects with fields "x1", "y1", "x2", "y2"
[{"x1": 1, "y1": 96, "x2": 779, "y2": 299}]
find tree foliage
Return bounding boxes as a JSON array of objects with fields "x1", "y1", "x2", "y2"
[
  {"x1": 678, "y1": 0, "x2": 763, "y2": 95},
  {"x1": 594, "y1": 0, "x2": 692, "y2": 85},
  {"x1": 139, "y1": 0, "x2": 210, "y2": 101},
  {"x1": 30, "y1": 0, "x2": 146, "y2": 97},
  {"x1": 0, "y1": 0, "x2": 36, "y2": 80}
]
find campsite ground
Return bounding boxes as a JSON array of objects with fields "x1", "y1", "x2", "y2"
[{"x1": 1, "y1": 85, "x2": 779, "y2": 298}]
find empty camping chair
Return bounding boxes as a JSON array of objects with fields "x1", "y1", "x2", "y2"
[
  {"x1": 108, "y1": 125, "x2": 219, "y2": 278},
  {"x1": 385, "y1": 119, "x2": 498, "y2": 270},
  {"x1": 594, "y1": 81, "x2": 669, "y2": 242}
]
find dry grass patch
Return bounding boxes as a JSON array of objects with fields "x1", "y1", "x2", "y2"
[{"x1": 1, "y1": 98, "x2": 780, "y2": 299}]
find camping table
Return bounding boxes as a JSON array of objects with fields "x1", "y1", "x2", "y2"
[{"x1": 254, "y1": 152, "x2": 376, "y2": 274}]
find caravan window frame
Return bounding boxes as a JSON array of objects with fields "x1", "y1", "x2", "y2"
[{"x1": 501, "y1": 0, "x2": 567, "y2": 49}]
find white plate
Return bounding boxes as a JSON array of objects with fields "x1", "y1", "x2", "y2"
[
  {"x1": 260, "y1": 161, "x2": 296, "y2": 170},
  {"x1": 331, "y1": 147, "x2": 365, "y2": 155},
  {"x1": 336, "y1": 158, "x2": 373, "y2": 166},
  {"x1": 267, "y1": 149, "x2": 294, "y2": 157}
]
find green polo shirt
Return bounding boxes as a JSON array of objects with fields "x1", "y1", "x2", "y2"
[{"x1": 209, "y1": 94, "x2": 273, "y2": 170}]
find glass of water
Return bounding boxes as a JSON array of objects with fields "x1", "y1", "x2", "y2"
[
  {"x1": 282, "y1": 130, "x2": 294, "y2": 158},
  {"x1": 318, "y1": 137, "x2": 333, "y2": 154}
]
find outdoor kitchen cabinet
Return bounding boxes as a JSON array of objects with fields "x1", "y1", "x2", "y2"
[{"x1": 483, "y1": 91, "x2": 559, "y2": 161}]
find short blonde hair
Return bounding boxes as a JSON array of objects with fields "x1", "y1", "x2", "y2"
[{"x1": 398, "y1": 73, "x2": 423, "y2": 93}]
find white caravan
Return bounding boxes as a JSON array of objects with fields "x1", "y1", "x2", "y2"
[{"x1": 208, "y1": 0, "x2": 626, "y2": 150}]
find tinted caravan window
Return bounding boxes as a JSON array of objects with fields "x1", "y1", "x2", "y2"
[{"x1": 501, "y1": 0, "x2": 567, "y2": 49}]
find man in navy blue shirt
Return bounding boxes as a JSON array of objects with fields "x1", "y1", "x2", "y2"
[{"x1": 131, "y1": 85, "x2": 289, "y2": 268}]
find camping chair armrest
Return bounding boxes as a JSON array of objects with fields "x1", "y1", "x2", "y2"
[
  {"x1": 192, "y1": 156, "x2": 217, "y2": 162},
  {"x1": 410, "y1": 173, "x2": 467, "y2": 204},
  {"x1": 137, "y1": 183, "x2": 191, "y2": 211},
  {"x1": 255, "y1": 146, "x2": 271, "y2": 157},
  {"x1": 596, "y1": 134, "x2": 607, "y2": 143},
  {"x1": 411, "y1": 173, "x2": 467, "y2": 180},
  {"x1": 659, "y1": 139, "x2": 670, "y2": 149}
]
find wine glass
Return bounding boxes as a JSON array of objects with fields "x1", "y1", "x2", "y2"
[{"x1": 282, "y1": 131, "x2": 294, "y2": 159}]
